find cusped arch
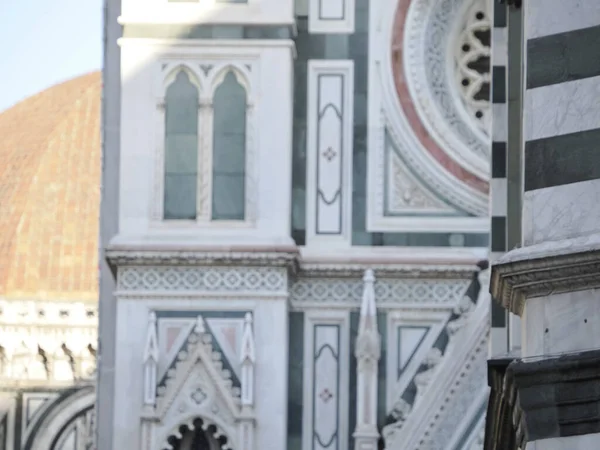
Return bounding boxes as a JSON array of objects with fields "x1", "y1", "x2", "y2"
[
  {"x1": 26, "y1": 385, "x2": 95, "y2": 450},
  {"x1": 158, "y1": 412, "x2": 237, "y2": 450},
  {"x1": 163, "y1": 64, "x2": 203, "y2": 94},
  {"x1": 209, "y1": 64, "x2": 252, "y2": 99}
]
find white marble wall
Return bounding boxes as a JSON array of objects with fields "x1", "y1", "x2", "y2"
[
  {"x1": 112, "y1": 295, "x2": 289, "y2": 450},
  {"x1": 120, "y1": 0, "x2": 295, "y2": 26},
  {"x1": 118, "y1": 39, "x2": 295, "y2": 247},
  {"x1": 522, "y1": 289, "x2": 600, "y2": 358},
  {"x1": 522, "y1": 179, "x2": 600, "y2": 247},
  {"x1": 525, "y1": 0, "x2": 600, "y2": 39}
]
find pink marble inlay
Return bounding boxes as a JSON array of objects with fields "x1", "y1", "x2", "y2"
[
  {"x1": 391, "y1": 0, "x2": 488, "y2": 194},
  {"x1": 165, "y1": 326, "x2": 182, "y2": 353},
  {"x1": 222, "y1": 326, "x2": 237, "y2": 355}
]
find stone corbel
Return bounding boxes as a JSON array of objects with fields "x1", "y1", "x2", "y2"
[{"x1": 490, "y1": 237, "x2": 600, "y2": 316}]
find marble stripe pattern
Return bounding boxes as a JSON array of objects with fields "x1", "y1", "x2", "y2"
[
  {"x1": 523, "y1": 2, "x2": 600, "y2": 193},
  {"x1": 489, "y1": 0, "x2": 508, "y2": 356}
]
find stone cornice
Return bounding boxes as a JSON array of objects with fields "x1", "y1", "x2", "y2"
[
  {"x1": 105, "y1": 244, "x2": 300, "y2": 272},
  {"x1": 505, "y1": 349, "x2": 600, "y2": 445},
  {"x1": 490, "y1": 234, "x2": 600, "y2": 316},
  {"x1": 106, "y1": 242, "x2": 482, "y2": 280},
  {"x1": 297, "y1": 263, "x2": 477, "y2": 279}
]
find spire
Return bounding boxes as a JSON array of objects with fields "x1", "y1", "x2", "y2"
[
  {"x1": 241, "y1": 312, "x2": 256, "y2": 365},
  {"x1": 143, "y1": 311, "x2": 159, "y2": 407},
  {"x1": 143, "y1": 312, "x2": 158, "y2": 364},
  {"x1": 195, "y1": 314, "x2": 206, "y2": 334},
  {"x1": 240, "y1": 312, "x2": 256, "y2": 407},
  {"x1": 356, "y1": 269, "x2": 380, "y2": 363},
  {"x1": 359, "y1": 269, "x2": 377, "y2": 329},
  {"x1": 353, "y1": 269, "x2": 381, "y2": 450}
]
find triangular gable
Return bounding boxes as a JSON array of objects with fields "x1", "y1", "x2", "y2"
[{"x1": 155, "y1": 321, "x2": 241, "y2": 422}]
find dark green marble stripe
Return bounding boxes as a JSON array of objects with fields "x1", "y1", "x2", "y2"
[
  {"x1": 525, "y1": 128, "x2": 600, "y2": 191},
  {"x1": 527, "y1": 25, "x2": 600, "y2": 89},
  {"x1": 287, "y1": 312, "x2": 304, "y2": 450}
]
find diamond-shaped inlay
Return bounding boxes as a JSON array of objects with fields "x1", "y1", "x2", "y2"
[
  {"x1": 191, "y1": 387, "x2": 207, "y2": 405},
  {"x1": 319, "y1": 388, "x2": 334, "y2": 403},
  {"x1": 322, "y1": 147, "x2": 337, "y2": 162}
]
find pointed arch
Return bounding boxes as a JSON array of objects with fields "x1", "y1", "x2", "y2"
[
  {"x1": 211, "y1": 69, "x2": 248, "y2": 221},
  {"x1": 158, "y1": 413, "x2": 236, "y2": 450},
  {"x1": 209, "y1": 65, "x2": 252, "y2": 98},
  {"x1": 163, "y1": 68, "x2": 200, "y2": 220},
  {"x1": 163, "y1": 64, "x2": 202, "y2": 93},
  {"x1": 26, "y1": 385, "x2": 95, "y2": 450}
]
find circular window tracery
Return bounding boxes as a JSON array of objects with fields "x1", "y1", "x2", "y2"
[{"x1": 453, "y1": 0, "x2": 491, "y2": 135}]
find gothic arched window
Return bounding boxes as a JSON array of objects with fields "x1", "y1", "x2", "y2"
[
  {"x1": 163, "y1": 70, "x2": 199, "y2": 220},
  {"x1": 211, "y1": 71, "x2": 247, "y2": 221}
]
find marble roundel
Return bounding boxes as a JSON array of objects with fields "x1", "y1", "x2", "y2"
[{"x1": 389, "y1": 0, "x2": 490, "y2": 197}]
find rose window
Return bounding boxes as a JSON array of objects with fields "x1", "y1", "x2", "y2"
[{"x1": 454, "y1": 0, "x2": 491, "y2": 135}]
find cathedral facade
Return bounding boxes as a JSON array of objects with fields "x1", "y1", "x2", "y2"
[{"x1": 1, "y1": 0, "x2": 495, "y2": 449}]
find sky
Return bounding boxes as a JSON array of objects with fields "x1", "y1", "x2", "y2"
[{"x1": 0, "y1": 0, "x2": 103, "y2": 112}]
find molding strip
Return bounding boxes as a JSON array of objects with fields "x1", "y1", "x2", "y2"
[
  {"x1": 306, "y1": 60, "x2": 354, "y2": 248},
  {"x1": 308, "y1": 0, "x2": 355, "y2": 34},
  {"x1": 123, "y1": 24, "x2": 295, "y2": 40}
]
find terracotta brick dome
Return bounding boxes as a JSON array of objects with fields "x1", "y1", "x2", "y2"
[{"x1": 0, "y1": 72, "x2": 101, "y2": 301}]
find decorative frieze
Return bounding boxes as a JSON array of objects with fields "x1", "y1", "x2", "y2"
[
  {"x1": 116, "y1": 266, "x2": 288, "y2": 294},
  {"x1": 306, "y1": 60, "x2": 354, "y2": 247},
  {"x1": 290, "y1": 277, "x2": 470, "y2": 309}
]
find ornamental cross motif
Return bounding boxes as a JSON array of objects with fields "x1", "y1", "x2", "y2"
[
  {"x1": 319, "y1": 388, "x2": 334, "y2": 403},
  {"x1": 322, "y1": 147, "x2": 337, "y2": 162},
  {"x1": 191, "y1": 387, "x2": 207, "y2": 405}
]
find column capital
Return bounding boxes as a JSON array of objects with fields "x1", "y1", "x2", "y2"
[{"x1": 490, "y1": 233, "x2": 600, "y2": 316}]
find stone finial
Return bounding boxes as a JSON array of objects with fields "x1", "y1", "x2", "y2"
[
  {"x1": 240, "y1": 312, "x2": 255, "y2": 408},
  {"x1": 143, "y1": 312, "x2": 158, "y2": 363},
  {"x1": 195, "y1": 314, "x2": 206, "y2": 334},
  {"x1": 143, "y1": 311, "x2": 159, "y2": 407},
  {"x1": 241, "y1": 313, "x2": 255, "y2": 365},
  {"x1": 360, "y1": 269, "x2": 377, "y2": 320}
]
